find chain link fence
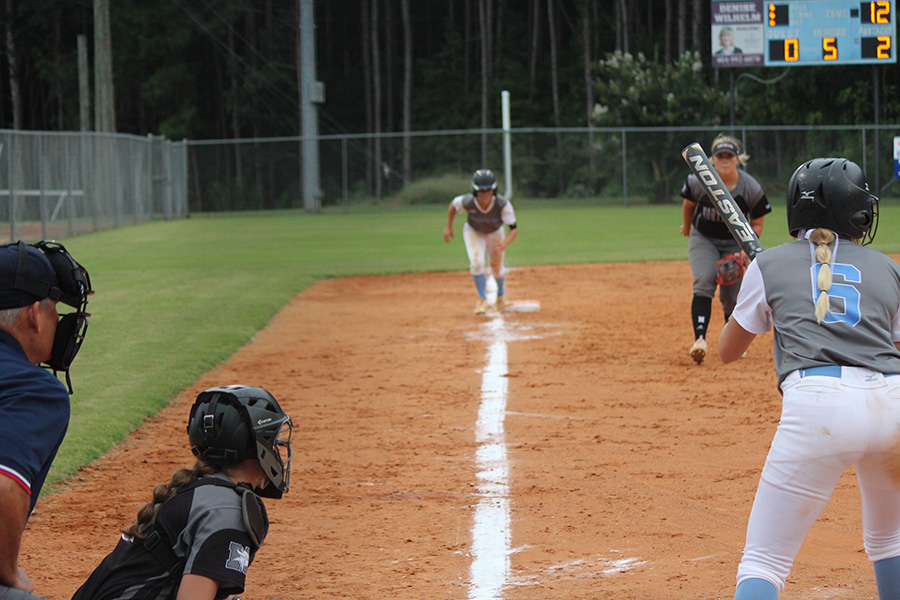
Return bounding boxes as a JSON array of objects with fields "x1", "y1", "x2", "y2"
[
  {"x1": 188, "y1": 125, "x2": 900, "y2": 212},
  {"x1": 0, "y1": 130, "x2": 188, "y2": 243},
  {"x1": 3, "y1": 126, "x2": 898, "y2": 241}
]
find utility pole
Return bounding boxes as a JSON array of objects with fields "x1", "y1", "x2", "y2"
[
  {"x1": 298, "y1": 0, "x2": 324, "y2": 212},
  {"x1": 94, "y1": 0, "x2": 115, "y2": 132},
  {"x1": 77, "y1": 35, "x2": 91, "y2": 132}
]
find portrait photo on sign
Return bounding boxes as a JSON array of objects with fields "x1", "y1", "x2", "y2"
[{"x1": 712, "y1": 24, "x2": 763, "y2": 57}]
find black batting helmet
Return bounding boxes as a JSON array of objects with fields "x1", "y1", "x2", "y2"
[
  {"x1": 188, "y1": 385, "x2": 293, "y2": 499},
  {"x1": 787, "y1": 158, "x2": 878, "y2": 245},
  {"x1": 471, "y1": 169, "x2": 497, "y2": 193}
]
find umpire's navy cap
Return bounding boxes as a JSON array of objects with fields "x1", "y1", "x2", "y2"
[{"x1": 0, "y1": 243, "x2": 59, "y2": 309}]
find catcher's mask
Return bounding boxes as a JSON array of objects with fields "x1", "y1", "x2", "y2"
[
  {"x1": 0, "y1": 240, "x2": 92, "y2": 392},
  {"x1": 188, "y1": 385, "x2": 293, "y2": 499},
  {"x1": 787, "y1": 158, "x2": 878, "y2": 245}
]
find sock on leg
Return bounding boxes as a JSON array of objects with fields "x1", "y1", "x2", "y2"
[
  {"x1": 496, "y1": 276, "x2": 505, "y2": 297},
  {"x1": 691, "y1": 294, "x2": 713, "y2": 339},
  {"x1": 875, "y1": 556, "x2": 900, "y2": 600},
  {"x1": 473, "y1": 274, "x2": 487, "y2": 299},
  {"x1": 734, "y1": 578, "x2": 777, "y2": 600}
]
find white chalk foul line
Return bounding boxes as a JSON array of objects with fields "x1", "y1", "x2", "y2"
[{"x1": 469, "y1": 317, "x2": 511, "y2": 600}]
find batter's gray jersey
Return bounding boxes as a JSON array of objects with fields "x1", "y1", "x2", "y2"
[{"x1": 732, "y1": 237, "x2": 900, "y2": 385}]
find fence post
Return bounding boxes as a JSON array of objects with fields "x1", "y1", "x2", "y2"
[
  {"x1": 164, "y1": 139, "x2": 174, "y2": 220},
  {"x1": 621, "y1": 130, "x2": 628, "y2": 207},
  {"x1": 39, "y1": 135, "x2": 48, "y2": 240},
  {"x1": 8, "y1": 135, "x2": 16, "y2": 242},
  {"x1": 342, "y1": 136, "x2": 348, "y2": 212},
  {"x1": 502, "y1": 90, "x2": 513, "y2": 199}
]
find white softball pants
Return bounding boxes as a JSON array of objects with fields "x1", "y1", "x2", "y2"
[
  {"x1": 462, "y1": 222, "x2": 505, "y2": 278},
  {"x1": 736, "y1": 367, "x2": 900, "y2": 593}
]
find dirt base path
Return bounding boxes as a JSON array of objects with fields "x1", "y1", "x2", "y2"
[{"x1": 21, "y1": 262, "x2": 883, "y2": 599}]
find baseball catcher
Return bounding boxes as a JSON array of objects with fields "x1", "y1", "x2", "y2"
[{"x1": 71, "y1": 385, "x2": 293, "y2": 600}]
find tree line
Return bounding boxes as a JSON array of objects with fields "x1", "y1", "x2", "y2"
[{"x1": 2, "y1": 1, "x2": 898, "y2": 162}]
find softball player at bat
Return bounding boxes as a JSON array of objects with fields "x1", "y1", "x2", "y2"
[
  {"x1": 443, "y1": 169, "x2": 517, "y2": 314},
  {"x1": 71, "y1": 385, "x2": 292, "y2": 600},
  {"x1": 681, "y1": 135, "x2": 771, "y2": 364},
  {"x1": 719, "y1": 158, "x2": 900, "y2": 599}
]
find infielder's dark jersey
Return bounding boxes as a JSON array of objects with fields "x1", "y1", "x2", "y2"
[
  {"x1": 0, "y1": 330, "x2": 69, "y2": 515},
  {"x1": 71, "y1": 474, "x2": 261, "y2": 600},
  {"x1": 454, "y1": 193, "x2": 515, "y2": 234},
  {"x1": 732, "y1": 237, "x2": 900, "y2": 385},
  {"x1": 681, "y1": 171, "x2": 771, "y2": 239}
]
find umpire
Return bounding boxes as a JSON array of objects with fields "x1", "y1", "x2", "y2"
[{"x1": 0, "y1": 241, "x2": 91, "y2": 598}]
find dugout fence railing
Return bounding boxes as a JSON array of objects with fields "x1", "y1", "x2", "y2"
[
  {"x1": 186, "y1": 125, "x2": 900, "y2": 212},
  {"x1": 0, "y1": 130, "x2": 188, "y2": 243}
]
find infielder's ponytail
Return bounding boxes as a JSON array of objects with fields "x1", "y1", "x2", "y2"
[{"x1": 810, "y1": 228, "x2": 836, "y2": 324}]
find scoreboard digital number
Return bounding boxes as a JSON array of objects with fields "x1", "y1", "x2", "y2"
[{"x1": 766, "y1": 1, "x2": 896, "y2": 65}]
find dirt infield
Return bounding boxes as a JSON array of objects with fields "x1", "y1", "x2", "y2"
[{"x1": 20, "y1": 262, "x2": 886, "y2": 599}]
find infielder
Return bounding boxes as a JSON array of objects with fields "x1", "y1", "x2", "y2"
[
  {"x1": 719, "y1": 158, "x2": 900, "y2": 599},
  {"x1": 72, "y1": 385, "x2": 293, "y2": 600},
  {"x1": 444, "y1": 169, "x2": 517, "y2": 314},
  {"x1": 681, "y1": 135, "x2": 771, "y2": 364}
]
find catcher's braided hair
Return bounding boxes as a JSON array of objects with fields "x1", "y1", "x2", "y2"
[
  {"x1": 810, "y1": 228, "x2": 837, "y2": 324},
  {"x1": 122, "y1": 459, "x2": 219, "y2": 540}
]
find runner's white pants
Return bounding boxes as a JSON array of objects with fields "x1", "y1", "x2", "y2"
[{"x1": 462, "y1": 222, "x2": 505, "y2": 278}]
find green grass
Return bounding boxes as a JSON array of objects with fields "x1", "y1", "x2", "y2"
[{"x1": 37, "y1": 200, "x2": 900, "y2": 492}]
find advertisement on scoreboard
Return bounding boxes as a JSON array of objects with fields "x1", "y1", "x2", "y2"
[
  {"x1": 712, "y1": 1, "x2": 765, "y2": 67},
  {"x1": 712, "y1": 0, "x2": 897, "y2": 67}
]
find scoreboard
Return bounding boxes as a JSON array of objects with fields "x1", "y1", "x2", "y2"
[{"x1": 712, "y1": 1, "x2": 897, "y2": 67}]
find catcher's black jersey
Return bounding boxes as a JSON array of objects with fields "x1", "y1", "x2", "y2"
[
  {"x1": 681, "y1": 171, "x2": 771, "y2": 239},
  {"x1": 71, "y1": 474, "x2": 261, "y2": 600}
]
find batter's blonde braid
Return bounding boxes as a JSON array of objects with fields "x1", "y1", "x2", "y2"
[
  {"x1": 122, "y1": 459, "x2": 219, "y2": 540},
  {"x1": 810, "y1": 228, "x2": 836, "y2": 324}
]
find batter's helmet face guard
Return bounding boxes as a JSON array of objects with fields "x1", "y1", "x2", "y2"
[
  {"x1": 787, "y1": 158, "x2": 879, "y2": 245},
  {"x1": 471, "y1": 169, "x2": 498, "y2": 193},
  {"x1": 188, "y1": 385, "x2": 293, "y2": 499},
  {"x1": 0, "y1": 240, "x2": 93, "y2": 393}
]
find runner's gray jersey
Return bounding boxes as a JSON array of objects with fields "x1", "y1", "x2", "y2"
[
  {"x1": 733, "y1": 238, "x2": 900, "y2": 385},
  {"x1": 453, "y1": 193, "x2": 514, "y2": 234}
]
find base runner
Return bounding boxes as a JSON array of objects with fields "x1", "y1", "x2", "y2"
[{"x1": 443, "y1": 169, "x2": 518, "y2": 314}]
